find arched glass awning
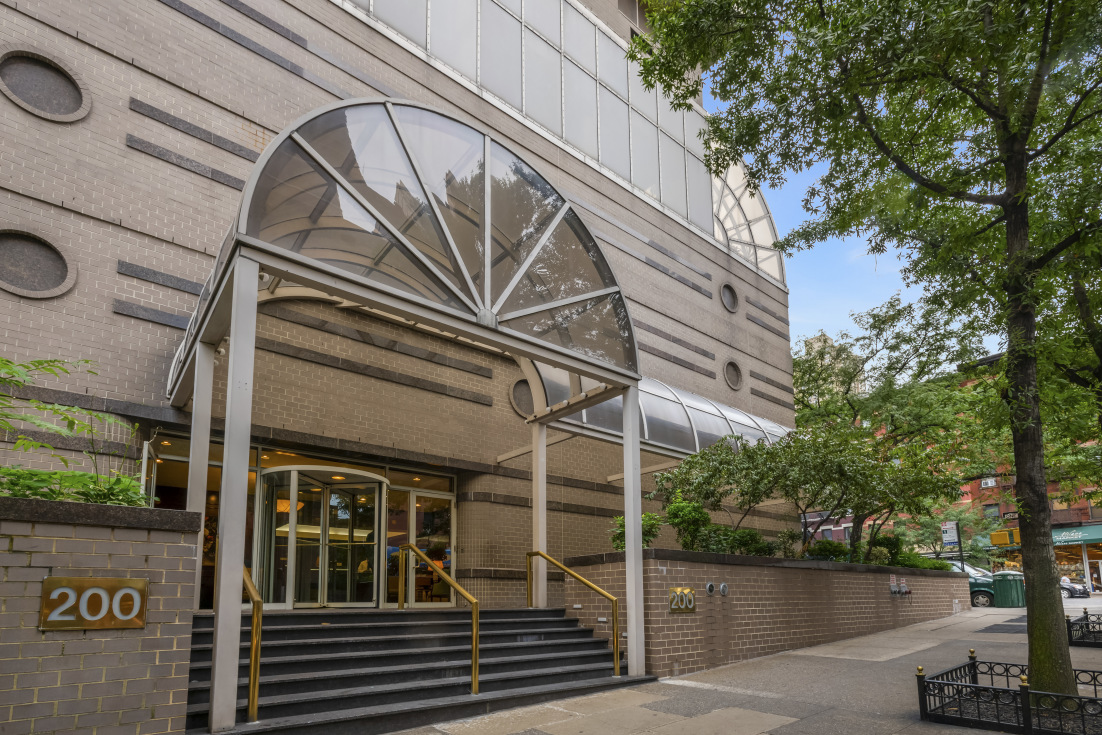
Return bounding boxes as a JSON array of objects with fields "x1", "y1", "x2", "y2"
[
  {"x1": 712, "y1": 161, "x2": 785, "y2": 283},
  {"x1": 524, "y1": 361, "x2": 790, "y2": 457},
  {"x1": 169, "y1": 100, "x2": 639, "y2": 400}
]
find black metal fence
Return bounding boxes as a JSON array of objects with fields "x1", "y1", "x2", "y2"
[
  {"x1": 1068, "y1": 612, "x2": 1102, "y2": 648},
  {"x1": 918, "y1": 653, "x2": 1102, "y2": 734}
]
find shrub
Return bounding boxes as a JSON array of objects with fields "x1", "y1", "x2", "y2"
[
  {"x1": 777, "y1": 528, "x2": 802, "y2": 558},
  {"x1": 610, "y1": 512, "x2": 663, "y2": 551},
  {"x1": 868, "y1": 546, "x2": 891, "y2": 565},
  {"x1": 806, "y1": 539, "x2": 849, "y2": 562},
  {"x1": 869, "y1": 534, "x2": 904, "y2": 565},
  {"x1": 896, "y1": 551, "x2": 953, "y2": 571},
  {"x1": 0, "y1": 466, "x2": 147, "y2": 506}
]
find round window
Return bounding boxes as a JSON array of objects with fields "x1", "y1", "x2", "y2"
[
  {"x1": 0, "y1": 48, "x2": 90, "y2": 122},
  {"x1": 510, "y1": 379, "x2": 535, "y2": 417},
  {"x1": 720, "y1": 284, "x2": 739, "y2": 313},
  {"x1": 724, "y1": 361, "x2": 743, "y2": 391},
  {"x1": 0, "y1": 231, "x2": 75, "y2": 298}
]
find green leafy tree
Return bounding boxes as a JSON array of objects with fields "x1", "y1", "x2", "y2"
[
  {"x1": 897, "y1": 503, "x2": 1003, "y2": 568},
  {"x1": 632, "y1": 0, "x2": 1101, "y2": 691}
]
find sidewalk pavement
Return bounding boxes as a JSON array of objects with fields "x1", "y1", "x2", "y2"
[{"x1": 397, "y1": 599, "x2": 1102, "y2": 735}]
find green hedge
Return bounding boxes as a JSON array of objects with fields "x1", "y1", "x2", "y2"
[{"x1": 0, "y1": 466, "x2": 147, "y2": 506}]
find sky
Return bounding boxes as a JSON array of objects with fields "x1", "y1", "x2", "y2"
[{"x1": 762, "y1": 165, "x2": 922, "y2": 342}]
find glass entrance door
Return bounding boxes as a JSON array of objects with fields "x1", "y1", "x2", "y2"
[
  {"x1": 385, "y1": 489, "x2": 454, "y2": 607},
  {"x1": 254, "y1": 466, "x2": 385, "y2": 608}
]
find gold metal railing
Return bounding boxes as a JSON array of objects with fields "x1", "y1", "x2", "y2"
[
  {"x1": 397, "y1": 544, "x2": 479, "y2": 694},
  {"x1": 241, "y1": 568, "x2": 263, "y2": 723},
  {"x1": 525, "y1": 551, "x2": 620, "y2": 677}
]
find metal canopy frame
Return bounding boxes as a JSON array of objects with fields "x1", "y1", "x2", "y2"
[{"x1": 175, "y1": 99, "x2": 648, "y2": 733}]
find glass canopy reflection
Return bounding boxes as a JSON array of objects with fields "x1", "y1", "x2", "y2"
[
  {"x1": 529, "y1": 363, "x2": 789, "y2": 455},
  {"x1": 242, "y1": 101, "x2": 637, "y2": 373}
]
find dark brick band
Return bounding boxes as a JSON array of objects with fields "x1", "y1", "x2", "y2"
[
  {"x1": 113, "y1": 299, "x2": 190, "y2": 329},
  {"x1": 125, "y1": 135, "x2": 245, "y2": 190},
  {"x1": 746, "y1": 313, "x2": 790, "y2": 340},
  {"x1": 751, "y1": 387, "x2": 796, "y2": 410},
  {"x1": 118, "y1": 260, "x2": 204, "y2": 296},
  {"x1": 639, "y1": 343, "x2": 717, "y2": 379},
  {"x1": 750, "y1": 370, "x2": 795, "y2": 395},
  {"x1": 129, "y1": 99, "x2": 260, "y2": 162},
  {"x1": 747, "y1": 296, "x2": 791, "y2": 326},
  {"x1": 634, "y1": 320, "x2": 715, "y2": 360}
]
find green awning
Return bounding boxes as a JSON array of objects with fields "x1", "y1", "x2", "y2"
[{"x1": 1052, "y1": 526, "x2": 1102, "y2": 546}]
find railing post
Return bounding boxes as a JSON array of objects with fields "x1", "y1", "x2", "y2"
[
  {"x1": 916, "y1": 667, "x2": 928, "y2": 720},
  {"x1": 1067, "y1": 614, "x2": 1074, "y2": 644},
  {"x1": 611, "y1": 598, "x2": 621, "y2": 677},
  {"x1": 969, "y1": 648, "x2": 978, "y2": 686},
  {"x1": 470, "y1": 601, "x2": 480, "y2": 695},
  {"x1": 526, "y1": 553, "x2": 533, "y2": 609},
  {"x1": 398, "y1": 548, "x2": 407, "y2": 611},
  {"x1": 1019, "y1": 675, "x2": 1032, "y2": 734}
]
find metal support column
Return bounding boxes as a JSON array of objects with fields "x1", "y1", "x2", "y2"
[
  {"x1": 1083, "y1": 542, "x2": 1093, "y2": 592},
  {"x1": 209, "y1": 258, "x2": 259, "y2": 733},
  {"x1": 186, "y1": 342, "x2": 215, "y2": 609},
  {"x1": 621, "y1": 384, "x2": 645, "y2": 676},
  {"x1": 531, "y1": 422, "x2": 548, "y2": 607}
]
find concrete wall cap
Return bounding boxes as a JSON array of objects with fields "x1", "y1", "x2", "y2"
[{"x1": 0, "y1": 496, "x2": 202, "y2": 532}]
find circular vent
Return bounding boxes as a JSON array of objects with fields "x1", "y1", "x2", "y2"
[
  {"x1": 0, "y1": 231, "x2": 75, "y2": 298},
  {"x1": 724, "y1": 361, "x2": 743, "y2": 391},
  {"x1": 510, "y1": 379, "x2": 535, "y2": 417},
  {"x1": 0, "y1": 49, "x2": 90, "y2": 122},
  {"x1": 720, "y1": 284, "x2": 739, "y2": 313}
]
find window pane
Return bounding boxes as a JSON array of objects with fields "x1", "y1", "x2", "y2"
[
  {"x1": 598, "y1": 32, "x2": 628, "y2": 99},
  {"x1": 525, "y1": 0, "x2": 560, "y2": 46},
  {"x1": 298, "y1": 106, "x2": 473, "y2": 300},
  {"x1": 501, "y1": 292, "x2": 637, "y2": 371},
  {"x1": 374, "y1": 0, "x2": 426, "y2": 47},
  {"x1": 686, "y1": 111, "x2": 707, "y2": 158},
  {"x1": 629, "y1": 60, "x2": 656, "y2": 121},
  {"x1": 481, "y1": 0, "x2": 523, "y2": 108},
  {"x1": 687, "y1": 154, "x2": 712, "y2": 230},
  {"x1": 524, "y1": 30, "x2": 562, "y2": 135},
  {"x1": 391, "y1": 106, "x2": 487, "y2": 296},
  {"x1": 639, "y1": 392, "x2": 695, "y2": 451},
  {"x1": 599, "y1": 86, "x2": 630, "y2": 179},
  {"x1": 660, "y1": 132, "x2": 686, "y2": 216},
  {"x1": 430, "y1": 0, "x2": 477, "y2": 80},
  {"x1": 630, "y1": 111, "x2": 659, "y2": 197},
  {"x1": 247, "y1": 140, "x2": 462, "y2": 308},
  {"x1": 564, "y1": 61, "x2": 598, "y2": 158},
  {"x1": 500, "y1": 209, "x2": 617, "y2": 314},
  {"x1": 563, "y1": 3, "x2": 595, "y2": 73},
  {"x1": 489, "y1": 141, "x2": 564, "y2": 303},
  {"x1": 690, "y1": 408, "x2": 731, "y2": 449},
  {"x1": 659, "y1": 98, "x2": 683, "y2": 141}
]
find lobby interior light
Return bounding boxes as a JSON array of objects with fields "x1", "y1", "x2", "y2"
[{"x1": 276, "y1": 499, "x2": 304, "y2": 513}]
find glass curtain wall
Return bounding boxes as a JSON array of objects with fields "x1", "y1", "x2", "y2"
[{"x1": 348, "y1": 0, "x2": 786, "y2": 283}]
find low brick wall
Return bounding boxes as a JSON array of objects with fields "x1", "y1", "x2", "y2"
[
  {"x1": 0, "y1": 497, "x2": 201, "y2": 735},
  {"x1": 564, "y1": 549, "x2": 970, "y2": 678}
]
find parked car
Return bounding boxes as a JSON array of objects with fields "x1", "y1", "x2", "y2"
[
  {"x1": 944, "y1": 561, "x2": 999, "y2": 607},
  {"x1": 1061, "y1": 579, "x2": 1091, "y2": 599}
]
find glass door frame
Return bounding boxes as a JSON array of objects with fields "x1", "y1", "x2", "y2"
[
  {"x1": 382, "y1": 485, "x2": 457, "y2": 609},
  {"x1": 252, "y1": 465, "x2": 388, "y2": 610}
]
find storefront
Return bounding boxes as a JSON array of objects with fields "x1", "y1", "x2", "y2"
[{"x1": 991, "y1": 525, "x2": 1102, "y2": 590}]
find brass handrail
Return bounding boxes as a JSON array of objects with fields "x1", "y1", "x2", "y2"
[
  {"x1": 526, "y1": 551, "x2": 620, "y2": 677},
  {"x1": 241, "y1": 568, "x2": 263, "y2": 723},
  {"x1": 397, "y1": 544, "x2": 479, "y2": 694}
]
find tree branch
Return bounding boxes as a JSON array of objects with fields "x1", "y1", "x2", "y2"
[
  {"x1": 1030, "y1": 218, "x2": 1102, "y2": 270},
  {"x1": 849, "y1": 95, "x2": 1005, "y2": 206},
  {"x1": 1030, "y1": 100, "x2": 1102, "y2": 161}
]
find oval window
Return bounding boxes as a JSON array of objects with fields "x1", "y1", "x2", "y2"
[
  {"x1": 0, "y1": 232, "x2": 75, "y2": 298},
  {"x1": 724, "y1": 361, "x2": 743, "y2": 391},
  {"x1": 720, "y1": 284, "x2": 739, "y2": 313},
  {"x1": 0, "y1": 49, "x2": 90, "y2": 122},
  {"x1": 510, "y1": 379, "x2": 535, "y2": 417}
]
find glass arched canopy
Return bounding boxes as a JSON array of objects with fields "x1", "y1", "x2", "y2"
[
  {"x1": 528, "y1": 362, "x2": 790, "y2": 456},
  {"x1": 240, "y1": 100, "x2": 637, "y2": 373}
]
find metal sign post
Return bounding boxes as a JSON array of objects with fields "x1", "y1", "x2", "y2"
[{"x1": 941, "y1": 521, "x2": 965, "y2": 569}]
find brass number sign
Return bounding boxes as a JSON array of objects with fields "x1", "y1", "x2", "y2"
[
  {"x1": 39, "y1": 577, "x2": 148, "y2": 630},
  {"x1": 668, "y1": 586, "x2": 696, "y2": 614}
]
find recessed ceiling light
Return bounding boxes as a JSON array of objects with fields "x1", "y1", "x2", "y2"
[
  {"x1": 261, "y1": 455, "x2": 269, "y2": 459},
  {"x1": 160, "y1": 440, "x2": 171, "y2": 446},
  {"x1": 331, "y1": 475, "x2": 345, "y2": 480},
  {"x1": 413, "y1": 477, "x2": 421, "y2": 482},
  {"x1": 275, "y1": 451, "x2": 296, "y2": 456},
  {"x1": 155, "y1": 458, "x2": 163, "y2": 463}
]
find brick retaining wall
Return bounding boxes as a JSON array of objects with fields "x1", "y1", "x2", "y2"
[
  {"x1": 564, "y1": 549, "x2": 971, "y2": 678},
  {"x1": 0, "y1": 497, "x2": 201, "y2": 735}
]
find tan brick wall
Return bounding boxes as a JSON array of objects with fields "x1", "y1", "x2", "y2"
[
  {"x1": 565, "y1": 552, "x2": 971, "y2": 677},
  {"x1": 0, "y1": 499, "x2": 200, "y2": 735}
]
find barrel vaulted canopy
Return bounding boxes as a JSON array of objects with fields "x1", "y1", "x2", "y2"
[{"x1": 168, "y1": 100, "x2": 641, "y2": 403}]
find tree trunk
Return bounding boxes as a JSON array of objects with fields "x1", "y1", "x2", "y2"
[
  {"x1": 849, "y1": 513, "x2": 868, "y2": 562},
  {"x1": 1004, "y1": 198, "x2": 1077, "y2": 696}
]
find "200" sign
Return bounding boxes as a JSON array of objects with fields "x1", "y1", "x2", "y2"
[
  {"x1": 39, "y1": 577, "x2": 148, "y2": 630},
  {"x1": 668, "y1": 586, "x2": 696, "y2": 614}
]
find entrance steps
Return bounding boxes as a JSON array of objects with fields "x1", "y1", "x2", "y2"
[{"x1": 184, "y1": 607, "x2": 652, "y2": 734}]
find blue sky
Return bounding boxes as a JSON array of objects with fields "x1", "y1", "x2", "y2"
[{"x1": 763, "y1": 165, "x2": 921, "y2": 341}]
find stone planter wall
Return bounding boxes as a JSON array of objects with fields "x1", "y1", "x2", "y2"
[
  {"x1": 0, "y1": 497, "x2": 201, "y2": 735},
  {"x1": 563, "y1": 549, "x2": 971, "y2": 678}
]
